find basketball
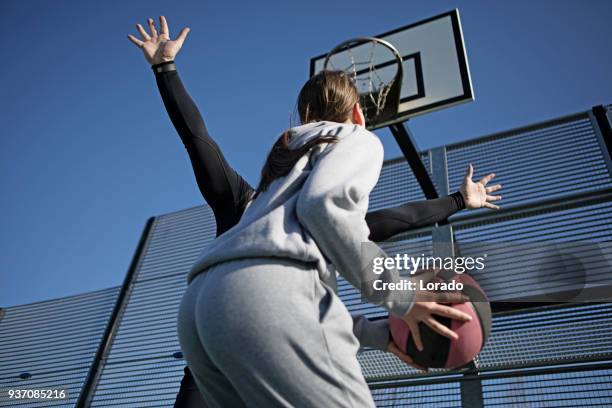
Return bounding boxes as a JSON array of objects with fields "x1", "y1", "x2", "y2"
[{"x1": 389, "y1": 272, "x2": 492, "y2": 369}]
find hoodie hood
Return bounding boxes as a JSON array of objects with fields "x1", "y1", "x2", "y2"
[{"x1": 287, "y1": 121, "x2": 361, "y2": 149}]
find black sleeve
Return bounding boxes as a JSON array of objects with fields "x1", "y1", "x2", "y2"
[
  {"x1": 366, "y1": 191, "x2": 465, "y2": 242},
  {"x1": 153, "y1": 61, "x2": 254, "y2": 236}
]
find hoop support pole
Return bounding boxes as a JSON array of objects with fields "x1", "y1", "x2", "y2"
[{"x1": 389, "y1": 121, "x2": 439, "y2": 199}]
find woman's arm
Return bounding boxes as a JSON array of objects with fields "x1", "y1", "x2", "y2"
[
  {"x1": 153, "y1": 63, "x2": 254, "y2": 235},
  {"x1": 366, "y1": 193, "x2": 465, "y2": 242},
  {"x1": 128, "y1": 16, "x2": 253, "y2": 235},
  {"x1": 366, "y1": 165, "x2": 502, "y2": 242},
  {"x1": 296, "y1": 126, "x2": 471, "y2": 350},
  {"x1": 296, "y1": 128, "x2": 414, "y2": 316}
]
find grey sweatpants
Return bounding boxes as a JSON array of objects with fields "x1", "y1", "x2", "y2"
[{"x1": 176, "y1": 258, "x2": 376, "y2": 408}]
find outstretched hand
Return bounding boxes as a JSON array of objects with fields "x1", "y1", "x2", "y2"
[
  {"x1": 127, "y1": 16, "x2": 190, "y2": 65},
  {"x1": 460, "y1": 163, "x2": 503, "y2": 210}
]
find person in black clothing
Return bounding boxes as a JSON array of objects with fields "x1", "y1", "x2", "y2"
[{"x1": 128, "y1": 16, "x2": 502, "y2": 408}]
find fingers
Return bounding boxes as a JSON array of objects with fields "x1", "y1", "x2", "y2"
[
  {"x1": 159, "y1": 15, "x2": 170, "y2": 37},
  {"x1": 147, "y1": 18, "x2": 158, "y2": 38},
  {"x1": 175, "y1": 27, "x2": 191, "y2": 47},
  {"x1": 479, "y1": 173, "x2": 496, "y2": 186},
  {"x1": 408, "y1": 321, "x2": 423, "y2": 352},
  {"x1": 425, "y1": 317, "x2": 459, "y2": 340},
  {"x1": 486, "y1": 184, "x2": 502, "y2": 193},
  {"x1": 127, "y1": 34, "x2": 144, "y2": 48},
  {"x1": 487, "y1": 194, "x2": 502, "y2": 202},
  {"x1": 136, "y1": 23, "x2": 151, "y2": 41},
  {"x1": 465, "y1": 163, "x2": 473, "y2": 180},
  {"x1": 431, "y1": 303, "x2": 472, "y2": 322},
  {"x1": 484, "y1": 202, "x2": 501, "y2": 210}
]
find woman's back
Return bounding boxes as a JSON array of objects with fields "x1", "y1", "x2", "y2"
[{"x1": 187, "y1": 121, "x2": 379, "y2": 291}]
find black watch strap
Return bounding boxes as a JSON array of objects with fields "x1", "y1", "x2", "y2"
[{"x1": 152, "y1": 61, "x2": 177, "y2": 74}]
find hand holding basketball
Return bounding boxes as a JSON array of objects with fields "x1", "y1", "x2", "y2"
[
  {"x1": 128, "y1": 16, "x2": 190, "y2": 65},
  {"x1": 460, "y1": 163, "x2": 503, "y2": 210},
  {"x1": 402, "y1": 289, "x2": 472, "y2": 352}
]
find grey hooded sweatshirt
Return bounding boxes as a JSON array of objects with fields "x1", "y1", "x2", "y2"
[{"x1": 188, "y1": 121, "x2": 414, "y2": 322}]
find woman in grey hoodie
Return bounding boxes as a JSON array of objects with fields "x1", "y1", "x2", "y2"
[
  {"x1": 128, "y1": 16, "x2": 504, "y2": 408},
  {"x1": 174, "y1": 69, "x2": 477, "y2": 408}
]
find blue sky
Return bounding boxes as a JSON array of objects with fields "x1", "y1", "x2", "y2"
[{"x1": 1, "y1": 0, "x2": 611, "y2": 307}]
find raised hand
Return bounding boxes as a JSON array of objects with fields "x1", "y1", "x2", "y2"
[
  {"x1": 127, "y1": 16, "x2": 190, "y2": 65},
  {"x1": 460, "y1": 163, "x2": 503, "y2": 210}
]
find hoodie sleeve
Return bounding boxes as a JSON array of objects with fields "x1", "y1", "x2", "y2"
[
  {"x1": 353, "y1": 314, "x2": 389, "y2": 351},
  {"x1": 296, "y1": 127, "x2": 414, "y2": 317}
]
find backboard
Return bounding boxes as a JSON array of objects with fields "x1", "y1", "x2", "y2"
[{"x1": 310, "y1": 9, "x2": 474, "y2": 129}]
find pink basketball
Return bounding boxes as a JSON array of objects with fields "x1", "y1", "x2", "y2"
[{"x1": 389, "y1": 272, "x2": 491, "y2": 369}]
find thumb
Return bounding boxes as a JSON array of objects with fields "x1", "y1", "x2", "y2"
[
  {"x1": 175, "y1": 27, "x2": 190, "y2": 47},
  {"x1": 465, "y1": 163, "x2": 474, "y2": 180}
]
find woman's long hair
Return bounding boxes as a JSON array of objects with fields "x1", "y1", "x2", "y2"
[{"x1": 253, "y1": 70, "x2": 359, "y2": 198}]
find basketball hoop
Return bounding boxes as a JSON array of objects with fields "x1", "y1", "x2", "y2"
[{"x1": 323, "y1": 37, "x2": 403, "y2": 128}]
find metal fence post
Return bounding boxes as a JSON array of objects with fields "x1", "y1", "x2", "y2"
[
  {"x1": 431, "y1": 224, "x2": 455, "y2": 259},
  {"x1": 590, "y1": 105, "x2": 612, "y2": 179},
  {"x1": 430, "y1": 146, "x2": 455, "y2": 258},
  {"x1": 389, "y1": 121, "x2": 440, "y2": 199},
  {"x1": 461, "y1": 377, "x2": 485, "y2": 408},
  {"x1": 430, "y1": 146, "x2": 450, "y2": 197},
  {"x1": 75, "y1": 217, "x2": 156, "y2": 408}
]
